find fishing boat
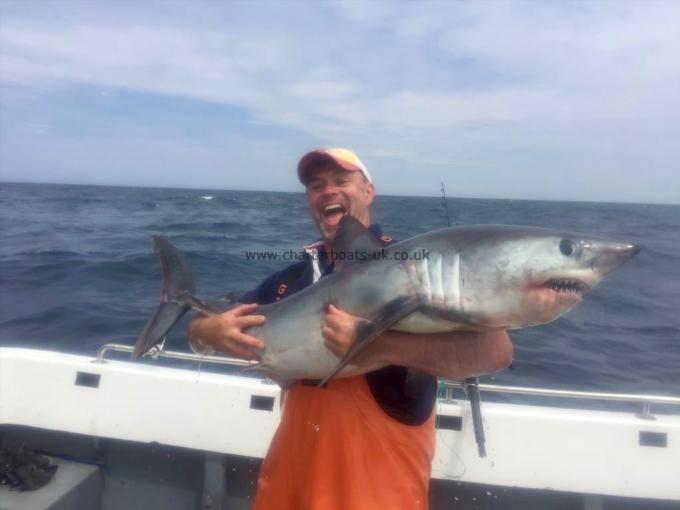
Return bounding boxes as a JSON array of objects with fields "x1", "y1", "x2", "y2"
[{"x1": 1, "y1": 344, "x2": 678, "y2": 510}]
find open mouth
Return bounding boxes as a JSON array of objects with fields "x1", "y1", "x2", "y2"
[
  {"x1": 322, "y1": 203, "x2": 347, "y2": 223},
  {"x1": 543, "y1": 278, "x2": 589, "y2": 296}
]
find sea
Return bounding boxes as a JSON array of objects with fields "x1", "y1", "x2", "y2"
[{"x1": 1, "y1": 182, "x2": 679, "y2": 410}]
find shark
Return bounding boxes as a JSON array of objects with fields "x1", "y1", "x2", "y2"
[{"x1": 133, "y1": 216, "x2": 640, "y2": 389}]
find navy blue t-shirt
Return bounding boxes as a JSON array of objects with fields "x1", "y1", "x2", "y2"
[{"x1": 239, "y1": 224, "x2": 437, "y2": 426}]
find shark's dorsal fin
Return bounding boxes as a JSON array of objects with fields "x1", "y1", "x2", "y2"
[{"x1": 332, "y1": 216, "x2": 383, "y2": 269}]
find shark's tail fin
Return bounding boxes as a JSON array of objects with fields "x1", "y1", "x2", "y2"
[{"x1": 132, "y1": 236, "x2": 196, "y2": 358}]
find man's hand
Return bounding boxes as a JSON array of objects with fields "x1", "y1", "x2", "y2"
[
  {"x1": 187, "y1": 303, "x2": 265, "y2": 360},
  {"x1": 321, "y1": 305, "x2": 391, "y2": 374},
  {"x1": 321, "y1": 304, "x2": 366, "y2": 359}
]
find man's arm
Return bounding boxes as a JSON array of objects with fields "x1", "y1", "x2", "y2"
[
  {"x1": 322, "y1": 304, "x2": 512, "y2": 379},
  {"x1": 368, "y1": 329, "x2": 512, "y2": 379}
]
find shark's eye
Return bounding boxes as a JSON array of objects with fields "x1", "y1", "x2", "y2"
[{"x1": 559, "y1": 239, "x2": 576, "y2": 256}]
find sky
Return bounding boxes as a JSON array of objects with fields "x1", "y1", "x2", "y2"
[{"x1": 0, "y1": 1, "x2": 679, "y2": 204}]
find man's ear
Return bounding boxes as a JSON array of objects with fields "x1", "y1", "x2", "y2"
[{"x1": 365, "y1": 182, "x2": 375, "y2": 205}]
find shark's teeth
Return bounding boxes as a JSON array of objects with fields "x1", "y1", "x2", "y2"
[{"x1": 544, "y1": 278, "x2": 589, "y2": 294}]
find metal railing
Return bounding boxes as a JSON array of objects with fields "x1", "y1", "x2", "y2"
[
  {"x1": 440, "y1": 380, "x2": 680, "y2": 419},
  {"x1": 94, "y1": 343, "x2": 680, "y2": 418},
  {"x1": 440, "y1": 381, "x2": 680, "y2": 406},
  {"x1": 94, "y1": 343, "x2": 257, "y2": 368}
]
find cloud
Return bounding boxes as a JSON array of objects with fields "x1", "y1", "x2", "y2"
[{"x1": 1, "y1": 0, "x2": 679, "y2": 202}]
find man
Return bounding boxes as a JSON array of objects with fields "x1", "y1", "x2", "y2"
[{"x1": 188, "y1": 148, "x2": 512, "y2": 509}]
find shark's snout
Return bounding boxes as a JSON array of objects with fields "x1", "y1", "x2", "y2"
[
  {"x1": 623, "y1": 243, "x2": 641, "y2": 260},
  {"x1": 606, "y1": 243, "x2": 641, "y2": 263},
  {"x1": 590, "y1": 242, "x2": 641, "y2": 275}
]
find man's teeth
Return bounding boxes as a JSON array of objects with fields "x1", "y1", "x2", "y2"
[{"x1": 323, "y1": 204, "x2": 345, "y2": 215}]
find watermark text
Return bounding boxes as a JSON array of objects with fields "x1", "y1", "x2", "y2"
[{"x1": 243, "y1": 248, "x2": 430, "y2": 263}]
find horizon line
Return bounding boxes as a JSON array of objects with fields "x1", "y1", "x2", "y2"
[{"x1": 1, "y1": 179, "x2": 677, "y2": 207}]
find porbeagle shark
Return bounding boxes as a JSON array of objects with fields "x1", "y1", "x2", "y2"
[{"x1": 133, "y1": 216, "x2": 640, "y2": 389}]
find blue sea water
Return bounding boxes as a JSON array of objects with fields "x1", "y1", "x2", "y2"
[{"x1": 1, "y1": 182, "x2": 679, "y2": 407}]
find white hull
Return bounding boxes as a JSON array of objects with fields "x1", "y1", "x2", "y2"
[{"x1": 1, "y1": 346, "x2": 678, "y2": 509}]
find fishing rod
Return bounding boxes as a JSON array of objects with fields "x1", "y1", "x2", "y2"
[
  {"x1": 440, "y1": 182, "x2": 486, "y2": 458},
  {"x1": 440, "y1": 182, "x2": 451, "y2": 227}
]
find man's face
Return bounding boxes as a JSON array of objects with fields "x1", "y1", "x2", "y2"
[{"x1": 306, "y1": 164, "x2": 375, "y2": 243}]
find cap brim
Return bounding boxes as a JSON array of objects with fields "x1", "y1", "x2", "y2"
[{"x1": 297, "y1": 150, "x2": 361, "y2": 184}]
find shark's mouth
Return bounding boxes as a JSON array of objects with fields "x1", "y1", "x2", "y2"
[{"x1": 543, "y1": 278, "x2": 589, "y2": 296}]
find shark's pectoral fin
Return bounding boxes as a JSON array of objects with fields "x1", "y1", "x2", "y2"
[{"x1": 317, "y1": 296, "x2": 420, "y2": 387}]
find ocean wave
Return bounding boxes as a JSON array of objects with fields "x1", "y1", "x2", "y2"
[
  {"x1": 15, "y1": 249, "x2": 83, "y2": 257},
  {"x1": 144, "y1": 220, "x2": 244, "y2": 232}
]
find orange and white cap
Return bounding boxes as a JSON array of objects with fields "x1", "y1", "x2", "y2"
[{"x1": 297, "y1": 148, "x2": 372, "y2": 185}]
